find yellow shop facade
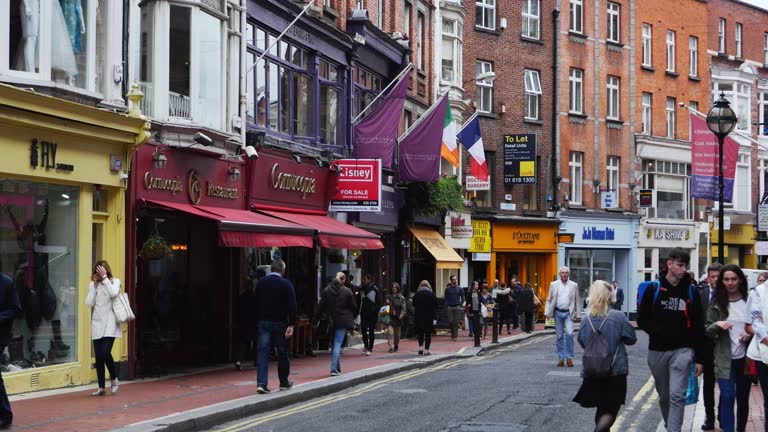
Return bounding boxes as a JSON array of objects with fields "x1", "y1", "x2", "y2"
[{"x1": 0, "y1": 84, "x2": 149, "y2": 393}]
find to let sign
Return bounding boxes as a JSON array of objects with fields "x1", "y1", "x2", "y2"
[
  {"x1": 329, "y1": 159, "x2": 382, "y2": 212},
  {"x1": 503, "y1": 134, "x2": 536, "y2": 185}
]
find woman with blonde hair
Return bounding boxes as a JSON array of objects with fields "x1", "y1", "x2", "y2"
[
  {"x1": 412, "y1": 280, "x2": 437, "y2": 355},
  {"x1": 573, "y1": 280, "x2": 637, "y2": 432},
  {"x1": 85, "y1": 260, "x2": 122, "y2": 396}
]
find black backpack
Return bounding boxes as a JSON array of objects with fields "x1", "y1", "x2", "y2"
[{"x1": 582, "y1": 314, "x2": 619, "y2": 379}]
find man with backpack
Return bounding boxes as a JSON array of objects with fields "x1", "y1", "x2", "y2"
[
  {"x1": 638, "y1": 248, "x2": 706, "y2": 432},
  {"x1": 359, "y1": 273, "x2": 380, "y2": 355}
]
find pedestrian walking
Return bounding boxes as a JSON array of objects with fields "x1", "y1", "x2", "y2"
[
  {"x1": 466, "y1": 281, "x2": 480, "y2": 337},
  {"x1": 444, "y1": 275, "x2": 463, "y2": 341},
  {"x1": 317, "y1": 272, "x2": 356, "y2": 377},
  {"x1": 612, "y1": 281, "x2": 624, "y2": 312},
  {"x1": 706, "y1": 264, "x2": 750, "y2": 432},
  {"x1": 413, "y1": 280, "x2": 437, "y2": 355},
  {"x1": 359, "y1": 273, "x2": 380, "y2": 355},
  {"x1": 518, "y1": 282, "x2": 535, "y2": 333},
  {"x1": 85, "y1": 260, "x2": 122, "y2": 396},
  {"x1": 0, "y1": 272, "x2": 21, "y2": 428},
  {"x1": 637, "y1": 248, "x2": 705, "y2": 432},
  {"x1": 545, "y1": 266, "x2": 580, "y2": 367},
  {"x1": 700, "y1": 263, "x2": 722, "y2": 431},
  {"x1": 466, "y1": 281, "x2": 482, "y2": 347},
  {"x1": 510, "y1": 276, "x2": 522, "y2": 330},
  {"x1": 573, "y1": 280, "x2": 637, "y2": 432},
  {"x1": 235, "y1": 277, "x2": 259, "y2": 371},
  {"x1": 254, "y1": 259, "x2": 296, "y2": 394},
  {"x1": 745, "y1": 269, "x2": 768, "y2": 432},
  {"x1": 492, "y1": 282, "x2": 512, "y2": 335},
  {"x1": 386, "y1": 282, "x2": 406, "y2": 353},
  {"x1": 481, "y1": 284, "x2": 492, "y2": 339}
]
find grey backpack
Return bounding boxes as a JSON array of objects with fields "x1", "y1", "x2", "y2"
[{"x1": 582, "y1": 315, "x2": 618, "y2": 379}]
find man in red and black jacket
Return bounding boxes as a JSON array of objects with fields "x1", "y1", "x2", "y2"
[{"x1": 638, "y1": 247, "x2": 706, "y2": 432}]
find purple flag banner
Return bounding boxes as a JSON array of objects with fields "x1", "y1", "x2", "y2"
[
  {"x1": 690, "y1": 116, "x2": 738, "y2": 202},
  {"x1": 398, "y1": 96, "x2": 448, "y2": 182},
  {"x1": 353, "y1": 73, "x2": 411, "y2": 169}
]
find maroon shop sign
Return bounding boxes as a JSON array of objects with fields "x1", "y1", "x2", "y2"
[
  {"x1": 133, "y1": 143, "x2": 245, "y2": 209},
  {"x1": 248, "y1": 149, "x2": 337, "y2": 213}
]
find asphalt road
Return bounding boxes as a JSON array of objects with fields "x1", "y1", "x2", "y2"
[{"x1": 205, "y1": 331, "x2": 661, "y2": 432}]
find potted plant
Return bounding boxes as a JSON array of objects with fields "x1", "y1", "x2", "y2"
[
  {"x1": 327, "y1": 249, "x2": 345, "y2": 264},
  {"x1": 139, "y1": 231, "x2": 172, "y2": 260}
]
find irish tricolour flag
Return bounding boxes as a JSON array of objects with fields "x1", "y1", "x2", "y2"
[{"x1": 441, "y1": 107, "x2": 459, "y2": 167}]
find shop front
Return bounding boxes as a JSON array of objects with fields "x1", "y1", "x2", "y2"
[
  {"x1": 353, "y1": 187, "x2": 403, "y2": 294},
  {"x1": 0, "y1": 84, "x2": 149, "y2": 393},
  {"x1": 557, "y1": 212, "x2": 639, "y2": 314},
  {"x1": 444, "y1": 211, "x2": 473, "y2": 286},
  {"x1": 711, "y1": 222, "x2": 758, "y2": 269},
  {"x1": 490, "y1": 218, "x2": 559, "y2": 303},
  {"x1": 128, "y1": 144, "x2": 314, "y2": 376},
  {"x1": 406, "y1": 225, "x2": 464, "y2": 298},
  {"x1": 637, "y1": 221, "x2": 700, "y2": 287}
]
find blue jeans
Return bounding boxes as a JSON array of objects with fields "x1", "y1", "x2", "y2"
[
  {"x1": 554, "y1": 309, "x2": 574, "y2": 360},
  {"x1": 256, "y1": 321, "x2": 291, "y2": 388},
  {"x1": 331, "y1": 328, "x2": 346, "y2": 373},
  {"x1": 718, "y1": 357, "x2": 749, "y2": 432},
  {"x1": 93, "y1": 337, "x2": 117, "y2": 389}
]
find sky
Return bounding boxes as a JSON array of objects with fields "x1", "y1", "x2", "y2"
[{"x1": 742, "y1": 0, "x2": 768, "y2": 11}]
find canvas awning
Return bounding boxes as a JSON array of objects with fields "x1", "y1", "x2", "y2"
[
  {"x1": 408, "y1": 225, "x2": 464, "y2": 269},
  {"x1": 260, "y1": 210, "x2": 384, "y2": 250}
]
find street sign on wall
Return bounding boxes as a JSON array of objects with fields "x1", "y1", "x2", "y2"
[
  {"x1": 503, "y1": 134, "x2": 536, "y2": 185},
  {"x1": 759, "y1": 204, "x2": 768, "y2": 234},
  {"x1": 638, "y1": 189, "x2": 655, "y2": 208}
]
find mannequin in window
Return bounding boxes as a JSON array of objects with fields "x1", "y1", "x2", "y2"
[
  {"x1": 51, "y1": 0, "x2": 78, "y2": 82},
  {"x1": 60, "y1": 0, "x2": 85, "y2": 54},
  {"x1": 15, "y1": 0, "x2": 39, "y2": 72}
]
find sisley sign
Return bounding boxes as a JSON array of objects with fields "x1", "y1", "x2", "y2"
[{"x1": 329, "y1": 159, "x2": 382, "y2": 212}]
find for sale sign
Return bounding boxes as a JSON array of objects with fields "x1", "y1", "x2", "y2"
[{"x1": 329, "y1": 159, "x2": 382, "y2": 212}]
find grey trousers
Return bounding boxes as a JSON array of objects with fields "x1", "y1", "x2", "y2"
[
  {"x1": 647, "y1": 347, "x2": 694, "y2": 432},
  {"x1": 447, "y1": 306, "x2": 462, "y2": 339}
]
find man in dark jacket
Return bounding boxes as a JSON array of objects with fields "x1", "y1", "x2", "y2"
[
  {"x1": 510, "y1": 275, "x2": 522, "y2": 329},
  {"x1": 698, "y1": 263, "x2": 721, "y2": 431},
  {"x1": 359, "y1": 274, "x2": 380, "y2": 355},
  {"x1": 318, "y1": 272, "x2": 356, "y2": 376},
  {"x1": 254, "y1": 259, "x2": 296, "y2": 394},
  {"x1": 638, "y1": 248, "x2": 705, "y2": 432},
  {"x1": 0, "y1": 272, "x2": 21, "y2": 428},
  {"x1": 612, "y1": 280, "x2": 624, "y2": 311},
  {"x1": 444, "y1": 275, "x2": 463, "y2": 341},
  {"x1": 517, "y1": 282, "x2": 535, "y2": 333}
]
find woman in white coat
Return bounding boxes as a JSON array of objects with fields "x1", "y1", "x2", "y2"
[{"x1": 85, "y1": 260, "x2": 121, "y2": 396}]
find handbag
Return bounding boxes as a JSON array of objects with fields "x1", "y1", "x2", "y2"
[
  {"x1": 480, "y1": 303, "x2": 488, "y2": 318},
  {"x1": 747, "y1": 284, "x2": 768, "y2": 364},
  {"x1": 685, "y1": 362, "x2": 699, "y2": 405},
  {"x1": 112, "y1": 292, "x2": 135, "y2": 323}
]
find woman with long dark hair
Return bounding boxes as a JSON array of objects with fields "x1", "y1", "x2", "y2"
[
  {"x1": 707, "y1": 264, "x2": 751, "y2": 432},
  {"x1": 84, "y1": 260, "x2": 121, "y2": 396}
]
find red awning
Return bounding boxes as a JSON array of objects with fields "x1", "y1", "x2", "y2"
[
  {"x1": 260, "y1": 210, "x2": 384, "y2": 250},
  {"x1": 144, "y1": 200, "x2": 314, "y2": 248}
]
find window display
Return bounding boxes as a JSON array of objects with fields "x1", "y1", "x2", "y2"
[{"x1": 0, "y1": 180, "x2": 78, "y2": 371}]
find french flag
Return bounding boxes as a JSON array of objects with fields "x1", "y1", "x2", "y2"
[{"x1": 457, "y1": 113, "x2": 488, "y2": 181}]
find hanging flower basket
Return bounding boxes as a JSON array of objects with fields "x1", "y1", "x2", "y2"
[
  {"x1": 327, "y1": 249, "x2": 346, "y2": 263},
  {"x1": 139, "y1": 232, "x2": 172, "y2": 260}
]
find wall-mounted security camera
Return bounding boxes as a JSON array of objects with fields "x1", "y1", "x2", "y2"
[
  {"x1": 193, "y1": 132, "x2": 213, "y2": 147},
  {"x1": 244, "y1": 146, "x2": 259, "y2": 160},
  {"x1": 119, "y1": 172, "x2": 129, "y2": 181}
]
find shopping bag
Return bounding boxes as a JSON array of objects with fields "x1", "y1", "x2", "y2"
[
  {"x1": 685, "y1": 362, "x2": 699, "y2": 405},
  {"x1": 480, "y1": 304, "x2": 488, "y2": 318}
]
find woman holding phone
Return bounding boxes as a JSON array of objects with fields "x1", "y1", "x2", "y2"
[{"x1": 85, "y1": 260, "x2": 122, "y2": 396}]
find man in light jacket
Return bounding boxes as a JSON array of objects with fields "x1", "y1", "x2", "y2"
[{"x1": 545, "y1": 266, "x2": 580, "y2": 367}]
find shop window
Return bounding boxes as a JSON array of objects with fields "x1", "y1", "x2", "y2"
[
  {"x1": 566, "y1": 249, "x2": 615, "y2": 308},
  {"x1": 92, "y1": 188, "x2": 108, "y2": 212},
  {"x1": 2, "y1": 0, "x2": 110, "y2": 93},
  {"x1": 0, "y1": 180, "x2": 78, "y2": 370}
]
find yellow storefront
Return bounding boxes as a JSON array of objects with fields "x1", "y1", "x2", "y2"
[
  {"x1": 0, "y1": 84, "x2": 149, "y2": 393},
  {"x1": 490, "y1": 220, "x2": 559, "y2": 304},
  {"x1": 711, "y1": 223, "x2": 757, "y2": 268}
]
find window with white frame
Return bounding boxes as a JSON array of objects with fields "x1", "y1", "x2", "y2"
[
  {"x1": 569, "y1": 68, "x2": 583, "y2": 114},
  {"x1": 666, "y1": 30, "x2": 676, "y2": 72},
  {"x1": 643, "y1": 159, "x2": 693, "y2": 219},
  {"x1": 689, "y1": 36, "x2": 698, "y2": 77},
  {"x1": 404, "y1": 2, "x2": 411, "y2": 36},
  {"x1": 642, "y1": 92, "x2": 652, "y2": 134},
  {"x1": 476, "y1": 61, "x2": 493, "y2": 113},
  {"x1": 715, "y1": 82, "x2": 752, "y2": 132},
  {"x1": 732, "y1": 153, "x2": 751, "y2": 211},
  {"x1": 719, "y1": 18, "x2": 726, "y2": 53},
  {"x1": 524, "y1": 69, "x2": 541, "y2": 120},
  {"x1": 736, "y1": 23, "x2": 743, "y2": 58},
  {"x1": 764, "y1": 33, "x2": 768, "y2": 65},
  {"x1": 476, "y1": 0, "x2": 496, "y2": 30},
  {"x1": 522, "y1": 0, "x2": 540, "y2": 39},
  {"x1": 666, "y1": 97, "x2": 676, "y2": 138},
  {"x1": 441, "y1": 20, "x2": 462, "y2": 83},
  {"x1": 417, "y1": 12, "x2": 425, "y2": 70},
  {"x1": 607, "y1": 156, "x2": 620, "y2": 194},
  {"x1": 760, "y1": 90, "x2": 768, "y2": 136},
  {"x1": 569, "y1": 152, "x2": 584, "y2": 205},
  {"x1": 607, "y1": 76, "x2": 620, "y2": 120},
  {"x1": 642, "y1": 24, "x2": 652, "y2": 67},
  {"x1": 2, "y1": 0, "x2": 113, "y2": 94},
  {"x1": 570, "y1": 0, "x2": 583, "y2": 33},
  {"x1": 607, "y1": 2, "x2": 620, "y2": 43}
]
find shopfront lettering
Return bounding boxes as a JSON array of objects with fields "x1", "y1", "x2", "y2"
[
  {"x1": 581, "y1": 226, "x2": 615, "y2": 241},
  {"x1": 511, "y1": 231, "x2": 540, "y2": 244},
  {"x1": 207, "y1": 182, "x2": 238, "y2": 200},
  {"x1": 144, "y1": 172, "x2": 183, "y2": 195},
  {"x1": 270, "y1": 163, "x2": 317, "y2": 198},
  {"x1": 29, "y1": 139, "x2": 75, "y2": 172},
  {"x1": 650, "y1": 228, "x2": 690, "y2": 241}
]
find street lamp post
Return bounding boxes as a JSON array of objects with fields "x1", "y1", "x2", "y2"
[{"x1": 706, "y1": 93, "x2": 737, "y2": 265}]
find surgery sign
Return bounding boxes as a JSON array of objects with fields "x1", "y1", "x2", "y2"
[{"x1": 329, "y1": 159, "x2": 382, "y2": 212}]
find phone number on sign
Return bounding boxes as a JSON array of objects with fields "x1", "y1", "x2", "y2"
[{"x1": 505, "y1": 178, "x2": 536, "y2": 184}]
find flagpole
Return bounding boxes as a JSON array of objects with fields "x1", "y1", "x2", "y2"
[
  {"x1": 352, "y1": 63, "x2": 414, "y2": 124},
  {"x1": 681, "y1": 103, "x2": 763, "y2": 147},
  {"x1": 458, "y1": 110, "x2": 479, "y2": 131},
  {"x1": 246, "y1": 1, "x2": 316, "y2": 75},
  {"x1": 397, "y1": 92, "x2": 449, "y2": 142}
]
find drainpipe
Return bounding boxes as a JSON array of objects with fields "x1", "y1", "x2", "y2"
[
  {"x1": 551, "y1": 8, "x2": 560, "y2": 212},
  {"x1": 239, "y1": 0, "x2": 248, "y2": 150}
]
